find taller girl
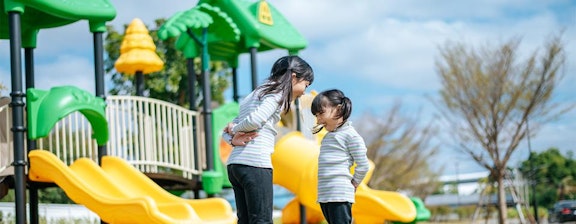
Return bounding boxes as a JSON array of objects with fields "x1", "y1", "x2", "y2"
[{"x1": 223, "y1": 55, "x2": 314, "y2": 223}]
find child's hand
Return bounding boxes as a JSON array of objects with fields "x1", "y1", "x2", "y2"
[
  {"x1": 351, "y1": 179, "x2": 359, "y2": 192},
  {"x1": 223, "y1": 123, "x2": 234, "y2": 134},
  {"x1": 231, "y1": 131, "x2": 259, "y2": 146}
]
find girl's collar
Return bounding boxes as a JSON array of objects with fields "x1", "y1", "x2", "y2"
[{"x1": 332, "y1": 120, "x2": 351, "y2": 132}]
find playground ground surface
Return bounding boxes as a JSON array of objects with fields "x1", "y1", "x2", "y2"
[{"x1": 1, "y1": 202, "x2": 558, "y2": 224}]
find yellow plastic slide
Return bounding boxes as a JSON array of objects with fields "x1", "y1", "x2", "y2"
[
  {"x1": 28, "y1": 150, "x2": 236, "y2": 224},
  {"x1": 272, "y1": 132, "x2": 416, "y2": 223}
]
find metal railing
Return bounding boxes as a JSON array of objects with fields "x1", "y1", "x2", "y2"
[
  {"x1": 0, "y1": 95, "x2": 206, "y2": 180},
  {"x1": 0, "y1": 98, "x2": 13, "y2": 177}
]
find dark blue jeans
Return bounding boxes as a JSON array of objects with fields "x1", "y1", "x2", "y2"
[
  {"x1": 227, "y1": 164, "x2": 273, "y2": 224},
  {"x1": 320, "y1": 202, "x2": 352, "y2": 224}
]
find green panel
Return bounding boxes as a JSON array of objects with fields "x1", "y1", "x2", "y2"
[
  {"x1": 393, "y1": 197, "x2": 431, "y2": 224},
  {"x1": 211, "y1": 102, "x2": 239, "y2": 188},
  {"x1": 26, "y1": 86, "x2": 109, "y2": 146},
  {"x1": 201, "y1": 171, "x2": 223, "y2": 195},
  {"x1": 412, "y1": 197, "x2": 431, "y2": 222}
]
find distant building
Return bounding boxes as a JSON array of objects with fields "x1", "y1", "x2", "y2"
[{"x1": 425, "y1": 193, "x2": 517, "y2": 207}]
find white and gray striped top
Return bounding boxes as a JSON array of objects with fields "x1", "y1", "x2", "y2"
[
  {"x1": 317, "y1": 121, "x2": 369, "y2": 203},
  {"x1": 222, "y1": 88, "x2": 282, "y2": 168}
]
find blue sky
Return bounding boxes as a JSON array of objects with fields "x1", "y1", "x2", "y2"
[{"x1": 0, "y1": 0, "x2": 574, "y2": 175}]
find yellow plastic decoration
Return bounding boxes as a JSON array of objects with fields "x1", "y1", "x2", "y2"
[
  {"x1": 114, "y1": 18, "x2": 164, "y2": 75},
  {"x1": 257, "y1": 0, "x2": 273, "y2": 25}
]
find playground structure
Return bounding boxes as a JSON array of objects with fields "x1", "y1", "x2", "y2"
[{"x1": 1, "y1": 0, "x2": 431, "y2": 223}]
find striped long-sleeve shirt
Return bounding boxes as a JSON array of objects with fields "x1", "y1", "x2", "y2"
[
  {"x1": 222, "y1": 88, "x2": 282, "y2": 168},
  {"x1": 317, "y1": 121, "x2": 369, "y2": 203}
]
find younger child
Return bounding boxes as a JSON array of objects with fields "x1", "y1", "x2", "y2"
[{"x1": 311, "y1": 89, "x2": 369, "y2": 224}]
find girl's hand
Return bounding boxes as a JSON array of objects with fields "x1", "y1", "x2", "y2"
[
  {"x1": 223, "y1": 123, "x2": 235, "y2": 134},
  {"x1": 351, "y1": 179, "x2": 359, "y2": 192},
  {"x1": 231, "y1": 131, "x2": 259, "y2": 146}
]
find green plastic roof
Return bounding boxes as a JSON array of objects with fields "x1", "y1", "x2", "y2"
[
  {"x1": 1, "y1": 0, "x2": 116, "y2": 47},
  {"x1": 205, "y1": 0, "x2": 307, "y2": 52},
  {"x1": 158, "y1": 0, "x2": 307, "y2": 66}
]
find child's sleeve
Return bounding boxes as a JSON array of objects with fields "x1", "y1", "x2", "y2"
[
  {"x1": 222, "y1": 130, "x2": 233, "y2": 146},
  {"x1": 222, "y1": 117, "x2": 240, "y2": 146},
  {"x1": 232, "y1": 93, "x2": 281, "y2": 133},
  {"x1": 349, "y1": 133, "x2": 370, "y2": 185}
]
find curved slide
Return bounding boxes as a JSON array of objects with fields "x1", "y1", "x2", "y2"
[
  {"x1": 272, "y1": 131, "x2": 418, "y2": 223},
  {"x1": 28, "y1": 150, "x2": 236, "y2": 224}
]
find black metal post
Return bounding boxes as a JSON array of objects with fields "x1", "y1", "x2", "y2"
[
  {"x1": 135, "y1": 71, "x2": 144, "y2": 96},
  {"x1": 296, "y1": 98, "x2": 306, "y2": 223},
  {"x1": 93, "y1": 32, "x2": 107, "y2": 164},
  {"x1": 293, "y1": 53, "x2": 306, "y2": 223},
  {"x1": 232, "y1": 67, "x2": 239, "y2": 102},
  {"x1": 94, "y1": 32, "x2": 105, "y2": 99},
  {"x1": 201, "y1": 28, "x2": 214, "y2": 171},
  {"x1": 8, "y1": 11, "x2": 27, "y2": 224},
  {"x1": 186, "y1": 58, "x2": 200, "y2": 199},
  {"x1": 93, "y1": 31, "x2": 108, "y2": 224},
  {"x1": 187, "y1": 59, "x2": 197, "y2": 111},
  {"x1": 249, "y1": 47, "x2": 257, "y2": 90},
  {"x1": 25, "y1": 47, "x2": 40, "y2": 224},
  {"x1": 299, "y1": 204, "x2": 307, "y2": 224}
]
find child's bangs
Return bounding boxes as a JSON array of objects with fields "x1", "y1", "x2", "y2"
[{"x1": 311, "y1": 96, "x2": 329, "y2": 115}]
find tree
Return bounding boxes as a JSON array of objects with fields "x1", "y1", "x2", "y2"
[
  {"x1": 0, "y1": 82, "x2": 6, "y2": 96},
  {"x1": 519, "y1": 148, "x2": 576, "y2": 208},
  {"x1": 356, "y1": 101, "x2": 441, "y2": 198},
  {"x1": 104, "y1": 19, "x2": 231, "y2": 107},
  {"x1": 434, "y1": 34, "x2": 569, "y2": 223}
]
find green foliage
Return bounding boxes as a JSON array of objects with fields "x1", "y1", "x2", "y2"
[
  {"x1": 0, "y1": 189, "x2": 13, "y2": 202},
  {"x1": 0, "y1": 188, "x2": 73, "y2": 204},
  {"x1": 427, "y1": 205, "x2": 452, "y2": 221},
  {"x1": 104, "y1": 18, "x2": 231, "y2": 108},
  {"x1": 38, "y1": 187, "x2": 74, "y2": 204},
  {"x1": 519, "y1": 148, "x2": 576, "y2": 208}
]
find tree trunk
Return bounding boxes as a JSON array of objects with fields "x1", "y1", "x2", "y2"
[{"x1": 497, "y1": 173, "x2": 507, "y2": 223}]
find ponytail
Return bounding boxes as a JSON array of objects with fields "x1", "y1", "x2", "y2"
[{"x1": 311, "y1": 89, "x2": 353, "y2": 122}]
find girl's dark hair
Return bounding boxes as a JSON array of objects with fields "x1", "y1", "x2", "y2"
[
  {"x1": 311, "y1": 89, "x2": 352, "y2": 122},
  {"x1": 257, "y1": 55, "x2": 314, "y2": 114}
]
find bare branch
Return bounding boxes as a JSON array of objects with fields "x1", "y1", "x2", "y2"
[{"x1": 434, "y1": 33, "x2": 569, "y2": 223}]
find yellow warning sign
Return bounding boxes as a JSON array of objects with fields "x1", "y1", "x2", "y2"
[{"x1": 258, "y1": 0, "x2": 273, "y2": 25}]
